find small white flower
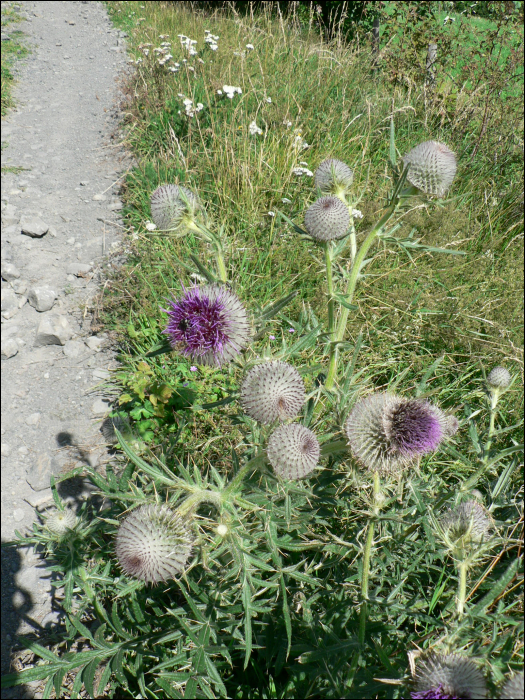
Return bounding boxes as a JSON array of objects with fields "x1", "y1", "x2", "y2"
[
  {"x1": 283, "y1": 120, "x2": 292, "y2": 128},
  {"x1": 299, "y1": 161, "x2": 309, "y2": 166},
  {"x1": 266, "y1": 97, "x2": 272, "y2": 103},
  {"x1": 249, "y1": 120, "x2": 263, "y2": 135},
  {"x1": 159, "y1": 34, "x2": 169, "y2": 39},
  {"x1": 246, "y1": 43, "x2": 254, "y2": 49},
  {"x1": 189, "y1": 48, "x2": 198, "y2": 56},
  {"x1": 209, "y1": 44, "x2": 218, "y2": 51},
  {"x1": 167, "y1": 66, "x2": 179, "y2": 72},
  {"x1": 282, "y1": 197, "x2": 292, "y2": 204},
  {"x1": 188, "y1": 66, "x2": 195, "y2": 72},
  {"x1": 178, "y1": 93, "x2": 185, "y2": 97},
  {"x1": 293, "y1": 167, "x2": 313, "y2": 177},
  {"x1": 216, "y1": 524, "x2": 228, "y2": 536},
  {"x1": 352, "y1": 209, "x2": 363, "y2": 219},
  {"x1": 142, "y1": 48, "x2": 149, "y2": 56},
  {"x1": 268, "y1": 211, "x2": 275, "y2": 217},
  {"x1": 217, "y1": 89, "x2": 223, "y2": 95},
  {"x1": 183, "y1": 98, "x2": 193, "y2": 106},
  {"x1": 145, "y1": 221, "x2": 157, "y2": 231}
]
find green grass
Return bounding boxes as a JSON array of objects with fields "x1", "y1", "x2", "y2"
[
  {"x1": 1, "y1": 2, "x2": 30, "y2": 118},
  {"x1": 4, "y1": 2, "x2": 522, "y2": 698}
]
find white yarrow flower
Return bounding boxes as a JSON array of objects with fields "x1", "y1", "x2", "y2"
[
  {"x1": 145, "y1": 221, "x2": 157, "y2": 231},
  {"x1": 249, "y1": 120, "x2": 263, "y2": 135},
  {"x1": 246, "y1": 43, "x2": 254, "y2": 49}
]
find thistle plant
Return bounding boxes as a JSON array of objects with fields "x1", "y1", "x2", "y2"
[{"x1": 409, "y1": 652, "x2": 487, "y2": 699}]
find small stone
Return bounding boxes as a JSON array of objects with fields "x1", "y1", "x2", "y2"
[
  {"x1": 85, "y1": 336, "x2": 104, "y2": 351},
  {"x1": 48, "y1": 225, "x2": 58, "y2": 238},
  {"x1": 92, "y1": 194, "x2": 107, "y2": 201},
  {"x1": 1, "y1": 262, "x2": 21, "y2": 281},
  {"x1": 18, "y1": 446, "x2": 29, "y2": 455},
  {"x1": 108, "y1": 201, "x2": 123, "y2": 211},
  {"x1": 92, "y1": 398, "x2": 110, "y2": 415},
  {"x1": 20, "y1": 215, "x2": 49, "y2": 238},
  {"x1": 66, "y1": 263, "x2": 92, "y2": 276},
  {"x1": 80, "y1": 181, "x2": 89, "y2": 186},
  {"x1": 1, "y1": 444, "x2": 11, "y2": 456},
  {"x1": 28, "y1": 286, "x2": 57, "y2": 312},
  {"x1": 63, "y1": 340, "x2": 85, "y2": 358},
  {"x1": 10, "y1": 278, "x2": 28, "y2": 295},
  {"x1": 34, "y1": 314, "x2": 73, "y2": 347},
  {"x1": 13, "y1": 508, "x2": 26, "y2": 522},
  {"x1": 26, "y1": 413, "x2": 41, "y2": 426},
  {"x1": 93, "y1": 368, "x2": 110, "y2": 380},
  {"x1": 26, "y1": 453, "x2": 62, "y2": 491},
  {"x1": 66, "y1": 237, "x2": 75, "y2": 245},
  {"x1": 1, "y1": 288, "x2": 18, "y2": 313},
  {"x1": 1, "y1": 214, "x2": 19, "y2": 227}
]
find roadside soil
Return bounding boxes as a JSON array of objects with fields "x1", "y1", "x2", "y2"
[{"x1": 1, "y1": 1, "x2": 131, "y2": 695}]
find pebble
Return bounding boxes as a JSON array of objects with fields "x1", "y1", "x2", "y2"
[
  {"x1": 1, "y1": 338, "x2": 19, "y2": 358},
  {"x1": 19, "y1": 214, "x2": 49, "y2": 237},
  {"x1": 10, "y1": 278, "x2": 28, "y2": 295},
  {"x1": 26, "y1": 413, "x2": 41, "y2": 426},
  {"x1": 34, "y1": 314, "x2": 73, "y2": 346},
  {"x1": 1, "y1": 443, "x2": 11, "y2": 456},
  {"x1": 63, "y1": 339, "x2": 85, "y2": 358},
  {"x1": 108, "y1": 201, "x2": 123, "y2": 211},
  {"x1": 92, "y1": 193, "x2": 107, "y2": 201},
  {"x1": 28, "y1": 286, "x2": 57, "y2": 312},
  {"x1": 1, "y1": 262, "x2": 21, "y2": 281},
  {"x1": 85, "y1": 335, "x2": 104, "y2": 351},
  {"x1": 26, "y1": 453, "x2": 61, "y2": 491},
  {"x1": 1, "y1": 287, "x2": 18, "y2": 313},
  {"x1": 92, "y1": 398, "x2": 111, "y2": 415},
  {"x1": 18, "y1": 446, "x2": 29, "y2": 455},
  {"x1": 66, "y1": 262, "x2": 92, "y2": 276},
  {"x1": 13, "y1": 509, "x2": 26, "y2": 522},
  {"x1": 66, "y1": 237, "x2": 76, "y2": 245}
]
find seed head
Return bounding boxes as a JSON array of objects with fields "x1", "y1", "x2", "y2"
[
  {"x1": 411, "y1": 653, "x2": 487, "y2": 699},
  {"x1": 46, "y1": 508, "x2": 78, "y2": 536},
  {"x1": 345, "y1": 393, "x2": 451, "y2": 475},
  {"x1": 163, "y1": 285, "x2": 250, "y2": 366},
  {"x1": 314, "y1": 158, "x2": 354, "y2": 195},
  {"x1": 241, "y1": 361, "x2": 305, "y2": 424},
  {"x1": 304, "y1": 196, "x2": 351, "y2": 241},
  {"x1": 487, "y1": 366, "x2": 511, "y2": 389},
  {"x1": 115, "y1": 504, "x2": 194, "y2": 584},
  {"x1": 267, "y1": 423, "x2": 320, "y2": 479},
  {"x1": 440, "y1": 500, "x2": 492, "y2": 544},
  {"x1": 403, "y1": 141, "x2": 457, "y2": 197},
  {"x1": 150, "y1": 184, "x2": 201, "y2": 232},
  {"x1": 101, "y1": 414, "x2": 133, "y2": 445},
  {"x1": 500, "y1": 672, "x2": 524, "y2": 700}
]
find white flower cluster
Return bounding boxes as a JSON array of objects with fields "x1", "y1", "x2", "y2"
[
  {"x1": 292, "y1": 133, "x2": 309, "y2": 150},
  {"x1": 139, "y1": 42, "x2": 153, "y2": 57},
  {"x1": 249, "y1": 120, "x2": 263, "y2": 135},
  {"x1": 154, "y1": 44, "x2": 173, "y2": 66},
  {"x1": 218, "y1": 85, "x2": 242, "y2": 99},
  {"x1": 352, "y1": 208, "x2": 363, "y2": 219},
  {"x1": 246, "y1": 43, "x2": 254, "y2": 50},
  {"x1": 204, "y1": 29, "x2": 219, "y2": 51},
  {"x1": 178, "y1": 34, "x2": 198, "y2": 56},
  {"x1": 179, "y1": 95, "x2": 204, "y2": 117},
  {"x1": 293, "y1": 166, "x2": 313, "y2": 177},
  {"x1": 283, "y1": 120, "x2": 292, "y2": 128},
  {"x1": 145, "y1": 221, "x2": 157, "y2": 231}
]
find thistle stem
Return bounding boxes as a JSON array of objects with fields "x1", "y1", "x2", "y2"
[
  {"x1": 324, "y1": 201, "x2": 399, "y2": 392},
  {"x1": 359, "y1": 470, "x2": 381, "y2": 646},
  {"x1": 461, "y1": 391, "x2": 499, "y2": 492},
  {"x1": 215, "y1": 249, "x2": 228, "y2": 283},
  {"x1": 222, "y1": 452, "x2": 267, "y2": 499},
  {"x1": 457, "y1": 560, "x2": 468, "y2": 617},
  {"x1": 324, "y1": 241, "x2": 335, "y2": 337},
  {"x1": 177, "y1": 489, "x2": 223, "y2": 517}
]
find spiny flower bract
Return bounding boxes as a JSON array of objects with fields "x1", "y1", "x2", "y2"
[
  {"x1": 240, "y1": 361, "x2": 305, "y2": 424},
  {"x1": 163, "y1": 285, "x2": 250, "y2": 366},
  {"x1": 403, "y1": 141, "x2": 457, "y2": 198},
  {"x1": 46, "y1": 508, "x2": 78, "y2": 536},
  {"x1": 304, "y1": 196, "x2": 351, "y2": 241},
  {"x1": 500, "y1": 672, "x2": 524, "y2": 700},
  {"x1": 115, "y1": 504, "x2": 194, "y2": 584},
  {"x1": 267, "y1": 423, "x2": 320, "y2": 479},
  {"x1": 410, "y1": 653, "x2": 487, "y2": 699},
  {"x1": 150, "y1": 184, "x2": 201, "y2": 232},
  {"x1": 440, "y1": 500, "x2": 492, "y2": 544},
  {"x1": 345, "y1": 393, "x2": 452, "y2": 475},
  {"x1": 487, "y1": 366, "x2": 511, "y2": 389},
  {"x1": 314, "y1": 158, "x2": 354, "y2": 195}
]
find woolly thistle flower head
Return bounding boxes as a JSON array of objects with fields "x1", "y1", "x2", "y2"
[
  {"x1": 410, "y1": 653, "x2": 487, "y2": 699},
  {"x1": 314, "y1": 158, "x2": 354, "y2": 196},
  {"x1": 115, "y1": 504, "x2": 194, "y2": 584},
  {"x1": 241, "y1": 361, "x2": 305, "y2": 424},
  {"x1": 150, "y1": 184, "x2": 202, "y2": 232},
  {"x1": 440, "y1": 500, "x2": 492, "y2": 545},
  {"x1": 163, "y1": 285, "x2": 250, "y2": 366},
  {"x1": 500, "y1": 672, "x2": 524, "y2": 700},
  {"x1": 101, "y1": 414, "x2": 133, "y2": 445},
  {"x1": 402, "y1": 141, "x2": 457, "y2": 198},
  {"x1": 345, "y1": 393, "x2": 453, "y2": 475},
  {"x1": 46, "y1": 508, "x2": 78, "y2": 536},
  {"x1": 267, "y1": 423, "x2": 320, "y2": 479},
  {"x1": 304, "y1": 196, "x2": 351, "y2": 241},
  {"x1": 486, "y1": 366, "x2": 511, "y2": 390}
]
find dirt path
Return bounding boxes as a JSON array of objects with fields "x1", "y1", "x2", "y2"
[{"x1": 1, "y1": 1, "x2": 130, "y2": 693}]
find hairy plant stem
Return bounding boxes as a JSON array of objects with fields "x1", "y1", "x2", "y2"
[
  {"x1": 359, "y1": 470, "x2": 381, "y2": 646},
  {"x1": 222, "y1": 452, "x2": 267, "y2": 500},
  {"x1": 461, "y1": 390, "x2": 500, "y2": 492},
  {"x1": 177, "y1": 489, "x2": 223, "y2": 517},
  {"x1": 324, "y1": 241, "x2": 335, "y2": 337},
  {"x1": 324, "y1": 200, "x2": 400, "y2": 391},
  {"x1": 457, "y1": 560, "x2": 468, "y2": 617},
  {"x1": 191, "y1": 221, "x2": 228, "y2": 283}
]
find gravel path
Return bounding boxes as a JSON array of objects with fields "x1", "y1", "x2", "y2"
[{"x1": 1, "y1": 1, "x2": 130, "y2": 693}]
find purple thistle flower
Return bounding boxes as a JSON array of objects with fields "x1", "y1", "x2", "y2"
[
  {"x1": 289, "y1": 328, "x2": 295, "y2": 333},
  {"x1": 410, "y1": 653, "x2": 487, "y2": 699},
  {"x1": 345, "y1": 393, "x2": 453, "y2": 475},
  {"x1": 163, "y1": 284, "x2": 250, "y2": 367}
]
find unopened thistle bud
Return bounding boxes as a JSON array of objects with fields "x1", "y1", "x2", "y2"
[
  {"x1": 241, "y1": 361, "x2": 305, "y2": 424},
  {"x1": 487, "y1": 366, "x2": 511, "y2": 390},
  {"x1": 410, "y1": 653, "x2": 487, "y2": 699},
  {"x1": 500, "y1": 672, "x2": 524, "y2": 700},
  {"x1": 304, "y1": 196, "x2": 351, "y2": 241},
  {"x1": 267, "y1": 423, "x2": 320, "y2": 479},
  {"x1": 101, "y1": 414, "x2": 133, "y2": 445},
  {"x1": 150, "y1": 184, "x2": 201, "y2": 232},
  {"x1": 439, "y1": 500, "x2": 492, "y2": 545},
  {"x1": 345, "y1": 393, "x2": 452, "y2": 475},
  {"x1": 314, "y1": 158, "x2": 354, "y2": 197},
  {"x1": 115, "y1": 504, "x2": 194, "y2": 584},
  {"x1": 403, "y1": 141, "x2": 457, "y2": 198},
  {"x1": 46, "y1": 508, "x2": 78, "y2": 536}
]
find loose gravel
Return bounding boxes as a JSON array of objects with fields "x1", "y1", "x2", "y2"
[{"x1": 1, "y1": 2, "x2": 132, "y2": 695}]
